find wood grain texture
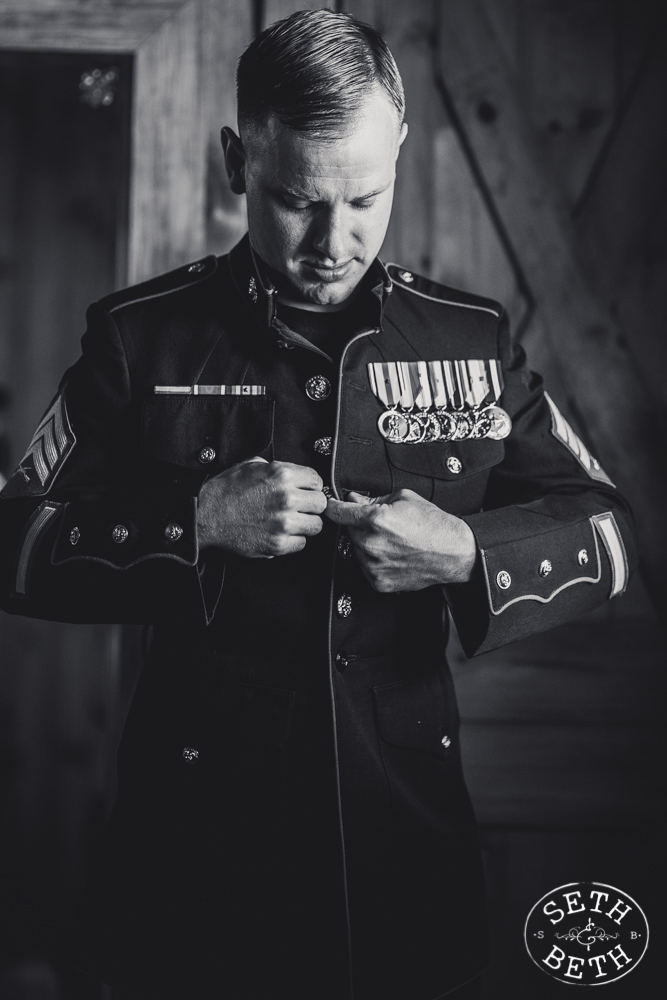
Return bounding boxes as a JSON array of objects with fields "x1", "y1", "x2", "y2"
[
  {"x1": 201, "y1": 0, "x2": 253, "y2": 255},
  {"x1": 0, "y1": 4, "x2": 183, "y2": 49},
  {"x1": 435, "y1": 0, "x2": 667, "y2": 610},
  {"x1": 129, "y1": 1, "x2": 206, "y2": 280}
]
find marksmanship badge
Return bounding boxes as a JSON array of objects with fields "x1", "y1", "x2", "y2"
[{"x1": 367, "y1": 359, "x2": 511, "y2": 444}]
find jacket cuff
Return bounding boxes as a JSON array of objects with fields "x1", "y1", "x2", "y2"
[
  {"x1": 52, "y1": 495, "x2": 199, "y2": 569},
  {"x1": 446, "y1": 512, "x2": 628, "y2": 656}
]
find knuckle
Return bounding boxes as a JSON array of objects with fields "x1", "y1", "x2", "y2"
[
  {"x1": 269, "y1": 462, "x2": 290, "y2": 484},
  {"x1": 274, "y1": 511, "x2": 292, "y2": 534}
]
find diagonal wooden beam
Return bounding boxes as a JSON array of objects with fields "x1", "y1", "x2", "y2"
[
  {"x1": 574, "y1": 43, "x2": 667, "y2": 305},
  {"x1": 435, "y1": 0, "x2": 666, "y2": 611}
]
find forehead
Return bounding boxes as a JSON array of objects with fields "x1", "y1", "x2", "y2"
[{"x1": 245, "y1": 91, "x2": 400, "y2": 191}]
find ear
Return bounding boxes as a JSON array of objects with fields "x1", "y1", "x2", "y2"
[
  {"x1": 220, "y1": 127, "x2": 247, "y2": 194},
  {"x1": 395, "y1": 121, "x2": 408, "y2": 159}
]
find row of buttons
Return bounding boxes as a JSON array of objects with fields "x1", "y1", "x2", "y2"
[
  {"x1": 68, "y1": 523, "x2": 184, "y2": 546},
  {"x1": 496, "y1": 549, "x2": 589, "y2": 590}
]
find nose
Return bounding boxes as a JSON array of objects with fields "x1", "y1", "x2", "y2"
[{"x1": 310, "y1": 205, "x2": 348, "y2": 263}]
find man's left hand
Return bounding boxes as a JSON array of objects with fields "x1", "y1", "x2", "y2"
[{"x1": 325, "y1": 489, "x2": 477, "y2": 592}]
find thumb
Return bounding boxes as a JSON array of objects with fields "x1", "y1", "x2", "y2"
[
  {"x1": 345, "y1": 491, "x2": 374, "y2": 505},
  {"x1": 237, "y1": 455, "x2": 269, "y2": 465},
  {"x1": 325, "y1": 497, "x2": 376, "y2": 525}
]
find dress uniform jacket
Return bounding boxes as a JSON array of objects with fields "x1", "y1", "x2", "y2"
[{"x1": 0, "y1": 236, "x2": 636, "y2": 999}]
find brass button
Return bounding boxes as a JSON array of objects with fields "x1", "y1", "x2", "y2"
[
  {"x1": 336, "y1": 594, "x2": 352, "y2": 618},
  {"x1": 248, "y1": 275, "x2": 258, "y2": 303},
  {"x1": 69, "y1": 526, "x2": 80, "y2": 546},
  {"x1": 446, "y1": 456, "x2": 463, "y2": 475},
  {"x1": 539, "y1": 559, "x2": 553, "y2": 577},
  {"x1": 164, "y1": 523, "x2": 183, "y2": 543},
  {"x1": 335, "y1": 651, "x2": 356, "y2": 670},
  {"x1": 188, "y1": 260, "x2": 206, "y2": 274},
  {"x1": 112, "y1": 524, "x2": 129, "y2": 544},
  {"x1": 198, "y1": 445, "x2": 216, "y2": 464},
  {"x1": 441, "y1": 735, "x2": 451, "y2": 749},
  {"x1": 577, "y1": 548, "x2": 589, "y2": 566},
  {"x1": 398, "y1": 270, "x2": 414, "y2": 283},
  {"x1": 337, "y1": 534, "x2": 352, "y2": 560},
  {"x1": 182, "y1": 747, "x2": 199, "y2": 762},
  {"x1": 305, "y1": 375, "x2": 331, "y2": 401},
  {"x1": 314, "y1": 436, "x2": 333, "y2": 456},
  {"x1": 496, "y1": 570, "x2": 511, "y2": 590}
]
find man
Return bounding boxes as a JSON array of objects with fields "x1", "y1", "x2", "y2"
[{"x1": 0, "y1": 10, "x2": 636, "y2": 1000}]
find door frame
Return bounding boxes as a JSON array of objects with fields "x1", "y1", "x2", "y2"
[{"x1": 0, "y1": 0, "x2": 205, "y2": 284}]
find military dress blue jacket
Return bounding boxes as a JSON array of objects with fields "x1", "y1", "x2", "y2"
[{"x1": 0, "y1": 236, "x2": 636, "y2": 999}]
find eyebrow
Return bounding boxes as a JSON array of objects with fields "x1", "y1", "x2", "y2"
[{"x1": 278, "y1": 181, "x2": 392, "y2": 202}]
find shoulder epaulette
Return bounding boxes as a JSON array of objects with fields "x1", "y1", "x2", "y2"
[
  {"x1": 99, "y1": 255, "x2": 218, "y2": 315},
  {"x1": 386, "y1": 263, "x2": 502, "y2": 319}
]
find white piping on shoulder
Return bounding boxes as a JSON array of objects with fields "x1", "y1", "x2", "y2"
[
  {"x1": 109, "y1": 260, "x2": 214, "y2": 314},
  {"x1": 385, "y1": 265, "x2": 501, "y2": 318}
]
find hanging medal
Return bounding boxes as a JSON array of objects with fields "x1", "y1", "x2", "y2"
[
  {"x1": 478, "y1": 360, "x2": 512, "y2": 440},
  {"x1": 443, "y1": 361, "x2": 473, "y2": 439},
  {"x1": 395, "y1": 362, "x2": 423, "y2": 443},
  {"x1": 369, "y1": 362, "x2": 411, "y2": 443},
  {"x1": 427, "y1": 361, "x2": 456, "y2": 441},
  {"x1": 405, "y1": 361, "x2": 440, "y2": 442}
]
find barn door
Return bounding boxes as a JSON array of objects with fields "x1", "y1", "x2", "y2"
[{"x1": 0, "y1": 1, "x2": 205, "y2": 989}]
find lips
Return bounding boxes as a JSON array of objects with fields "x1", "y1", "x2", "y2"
[{"x1": 303, "y1": 259, "x2": 354, "y2": 282}]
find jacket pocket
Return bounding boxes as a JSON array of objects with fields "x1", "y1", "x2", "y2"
[
  {"x1": 385, "y1": 436, "x2": 504, "y2": 512},
  {"x1": 373, "y1": 673, "x2": 458, "y2": 761},
  {"x1": 141, "y1": 394, "x2": 274, "y2": 473}
]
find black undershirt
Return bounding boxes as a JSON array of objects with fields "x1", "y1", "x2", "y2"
[{"x1": 277, "y1": 294, "x2": 377, "y2": 363}]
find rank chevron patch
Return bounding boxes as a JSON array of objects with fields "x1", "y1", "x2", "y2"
[
  {"x1": 544, "y1": 392, "x2": 614, "y2": 487},
  {"x1": 2, "y1": 391, "x2": 76, "y2": 498}
]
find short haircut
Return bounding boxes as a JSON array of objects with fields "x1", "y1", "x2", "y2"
[{"x1": 237, "y1": 8, "x2": 405, "y2": 141}]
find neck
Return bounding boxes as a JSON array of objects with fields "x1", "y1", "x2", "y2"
[{"x1": 251, "y1": 247, "x2": 363, "y2": 314}]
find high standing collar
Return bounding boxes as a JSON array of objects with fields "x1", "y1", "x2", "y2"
[{"x1": 227, "y1": 234, "x2": 393, "y2": 329}]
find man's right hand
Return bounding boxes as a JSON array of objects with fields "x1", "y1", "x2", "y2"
[{"x1": 197, "y1": 457, "x2": 327, "y2": 558}]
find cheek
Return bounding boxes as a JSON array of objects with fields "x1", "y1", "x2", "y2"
[{"x1": 248, "y1": 203, "x2": 302, "y2": 258}]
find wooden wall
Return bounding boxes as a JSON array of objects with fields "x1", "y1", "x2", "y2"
[{"x1": 0, "y1": 1, "x2": 665, "y2": 997}]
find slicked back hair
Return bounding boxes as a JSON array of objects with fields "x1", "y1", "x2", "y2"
[{"x1": 236, "y1": 8, "x2": 405, "y2": 142}]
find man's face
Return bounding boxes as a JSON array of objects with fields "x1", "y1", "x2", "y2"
[{"x1": 226, "y1": 90, "x2": 406, "y2": 309}]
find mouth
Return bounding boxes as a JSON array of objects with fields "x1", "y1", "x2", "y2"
[{"x1": 302, "y1": 259, "x2": 354, "y2": 282}]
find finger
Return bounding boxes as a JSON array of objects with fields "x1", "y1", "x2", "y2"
[
  {"x1": 324, "y1": 497, "x2": 375, "y2": 525},
  {"x1": 269, "y1": 461, "x2": 324, "y2": 492},
  {"x1": 295, "y1": 489, "x2": 328, "y2": 515},
  {"x1": 345, "y1": 491, "x2": 374, "y2": 505}
]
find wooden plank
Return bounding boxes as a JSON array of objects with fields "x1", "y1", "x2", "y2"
[
  {"x1": 435, "y1": 0, "x2": 667, "y2": 611},
  {"x1": 129, "y1": 1, "x2": 205, "y2": 280},
  {"x1": 519, "y1": 0, "x2": 615, "y2": 204},
  {"x1": 0, "y1": 4, "x2": 183, "y2": 49},
  {"x1": 460, "y1": 719, "x2": 661, "y2": 827},
  {"x1": 575, "y1": 45, "x2": 667, "y2": 310},
  {"x1": 200, "y1": 0, "x2": 254, "y2": 255},
  {"x1": 450, "y1": 617, "x2": 666, "y2": 726}
]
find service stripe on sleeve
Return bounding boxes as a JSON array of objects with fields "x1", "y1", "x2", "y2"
[
  {"x1": 592, "y1": 512, "x2": 628, "y2": 597},
  {"x1": 13, "y1": 501, "x2": 62, "y2": 597}
]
